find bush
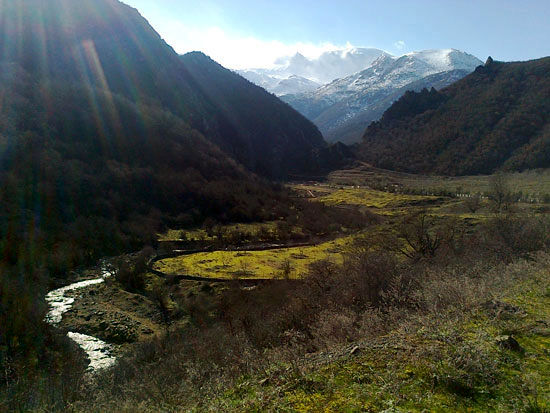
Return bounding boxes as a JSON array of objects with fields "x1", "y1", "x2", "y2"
[
  {"x1": 464, "y1": 194, "x2": 482, "y2": 213},
  {"x1": 114, "y1": 247, "x2": 154, "y2": 292},
  {"x1": 379, "y1": 212, "x2": 462, "y2": 261},
  {"x1": 483, "y1": 215, "x2": 550, "y2": 259},
  {"x1": 488, "y1": 173, "x2": 513, "y2": 212}
]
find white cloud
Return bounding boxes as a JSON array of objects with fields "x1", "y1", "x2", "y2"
[
  {"x1": 394, "y1": 40, "x2": 406, "y2": 51},
  {"x1": 155, "y1": 19, "x2": 356, "y2": 69}
]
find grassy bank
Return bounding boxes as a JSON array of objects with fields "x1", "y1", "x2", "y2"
[
  {"x1": 209, "y1": 256, "x2": 550, "y2": 412},
  {"x1": 153, "y1": 236, "x2": 354, "y2": 279}
]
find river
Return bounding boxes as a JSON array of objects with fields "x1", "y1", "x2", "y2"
[{"x1": 45, "y1": 265, "x2": 117, "y2": 372}]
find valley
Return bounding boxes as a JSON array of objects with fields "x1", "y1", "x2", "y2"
[
  {"x1": 0, "y1": 0, "x2": 548, "y2": 412},
  {"x1": 43, "y1": 167, "x2": 550, "y2": 376},
  {"x1": 34, "y1": 167, "x2": 550, "y2": 412}
]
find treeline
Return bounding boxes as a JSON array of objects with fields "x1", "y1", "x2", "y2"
[{"x1": 360, "y1": 57, "x2": 550, "y2": 175}]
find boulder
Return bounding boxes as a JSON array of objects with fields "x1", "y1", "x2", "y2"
[{"x1": 496, "y1": 335, "x2": 524, "y2": 353}]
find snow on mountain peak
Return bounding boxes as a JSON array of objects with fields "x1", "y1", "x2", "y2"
[
  {"x1": 237, "y1": 47, "x2": 482, "y2": 100},
  {"x1": 237, "y1": 47, "x2": 390, "y2": 95},
  {"x1": 403, "y1": 48, "x2": 482, "y2": 72},
  {"x1": 307, "y1": 48, "x2": 482, "y2": 100},
  {"x1": 279, "y1": 48, "x2": 482, "y2": 144}
]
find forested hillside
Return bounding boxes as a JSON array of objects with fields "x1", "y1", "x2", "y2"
[
  {"x1": 360, "y1": 57, "x2": 550, "y2": 174},
  {"x1": 0, "y1": 0, "x2": 325, "y2": 178},
  {"x1": 0, "y1": 0, "x2": 310, "y2": 381},
  {"x1": 180, "y1": 52, "x2": 325, "y2": 177}
]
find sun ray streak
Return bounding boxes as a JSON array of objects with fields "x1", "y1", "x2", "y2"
[{"x1": 82, "y1": 40, "x2": 124, "y2": 152}]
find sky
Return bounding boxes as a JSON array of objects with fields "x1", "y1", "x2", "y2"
[{"x1": 123, "y1": 0, "x2": 549, "y2": 69}]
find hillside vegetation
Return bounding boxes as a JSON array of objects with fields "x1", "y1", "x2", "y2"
[
  {"x1": 57, "y1": 187, "x2": 550, "y2": 412},
  {"x1": 0, "y1": 0, "x2": 326, "y2": 179},
  {"x1": 180, "y1": 52, "x2": 328, "y2": 177},
  {"x1": 0, "y1": 0, "x2": 324, "y2": 388},
  {"x1": 360, "y1": 57, "x2": 550, "y2": 175}
]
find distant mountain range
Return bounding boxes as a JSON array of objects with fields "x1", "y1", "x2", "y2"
[
  {"x1": 359, "y1": 57, "x2": 550, "y2": 175},
  {"x1": 237, "y1": 47, "x2": 389, "y2": 95},
  {"x1": 240, "y1": 48, "x2": 483, "y2": 143}
]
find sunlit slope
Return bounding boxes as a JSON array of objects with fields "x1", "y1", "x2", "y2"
[{"x1": 360, "y1": 57, "x2": 550, "y2": 175}]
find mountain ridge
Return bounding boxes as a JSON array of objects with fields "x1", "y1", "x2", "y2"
[
  {"x1": 0, "y1": 0, "x2": 326, "y2": 179},
  {"x1": 238, "y1": 47, "x2": 390, "y2": 95},
  {"x1": 281, "y1": 48, "x2": 482, "y2": 143},
  {"x1": 359, "y1": 56, "x2": 550, "y2": 175}
]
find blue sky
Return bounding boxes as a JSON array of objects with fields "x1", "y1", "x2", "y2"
[{"x1": 123, "y1": 0, "x2": 549, "y2": 69}]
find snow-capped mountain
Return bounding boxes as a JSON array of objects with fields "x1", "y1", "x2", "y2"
[
  {"x1": 281, "y1": 49, "x2": 483, "y2": 143},
  {"x1": 237, "y1": 47, "x2": 389, "y2": 96},
  {"x1": 271, "y1": 75, "x2": 321, "y2": 96}
]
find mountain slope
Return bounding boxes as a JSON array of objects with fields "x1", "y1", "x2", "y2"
[
  {"x1": 359, "y1": 57, "x2": 550, "y2": 175},
  {"x1": 271, "y1": 76, "x2": 321, "y2": 96},
  {"x1": 180, "y1": 52, "x2": 325, "y2": 177},
  {"x1": 0, "y1": 0, "x2": 308, "y2": 277},
  {"x1": 238, "y1": 48, "x2": 390, "y2": 95},
  {"x1": 282, "y1": 49, "x2": 482, "y2": 143},
  {"x1": 0, "y1": 0, "x2": 325, "y2": 178},
  {"x1": 322, "y1": 69, "x2": 471, "y2": 144}
]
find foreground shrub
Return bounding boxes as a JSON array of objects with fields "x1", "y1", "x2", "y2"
[{"x1": 114, "y1": 247, "x2": 154, "y2": 292}]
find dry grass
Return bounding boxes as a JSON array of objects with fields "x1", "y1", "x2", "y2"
[
  {"x1": 67, "y1": 214, "x2": 550, "y2": 412},
  {"x1": 329, "y1": 163, "x2": 550, "y2": 203}
]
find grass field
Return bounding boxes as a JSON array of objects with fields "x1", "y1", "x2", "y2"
[
  {"x1": 316, "y1": 187, "x2": 441, "y2": 211},
  {"x1": 157, "y1": 169, "x2": 550, "y2": 283},
  {"x1": 329, "y1": 163, "x2": 550, "y2": 202},
  {"x1": 158, "y1": 221, "x2": 279, "y2": 242},
  {"x1": 153, "y1": 236, "x2": 355, "y2": 279}
]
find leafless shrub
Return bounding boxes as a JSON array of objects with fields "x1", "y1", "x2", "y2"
[
  {"x1": 482, "y1": 215, "x2": 550, "y2": 259},
  {"x1": 114, "y1": 247, "x2": 154, "y2": 292},
  {"x1": 464, "y1": 194, "x2": 482, "y2": 213},
  {"x1": 488, "y1": 172, "x2": 513, "y2": 213},
  {"x1": 278, "y1": 258, "x2": 293, "y2": 279},
  {"x1": 379, "y1": 211, "x2": 462, "y2": 261}
]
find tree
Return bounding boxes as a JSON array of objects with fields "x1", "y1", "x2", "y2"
[
  {"x1": 488, "y1": 173, "x2": 512, "y2": 213},
  {"x1": 380, "y1": 212, "x2": 459, "y2": 261},
  {"x1": 464, "y1": 194, "x2": 482, "y2": 213},
  {"x1": 278, "y1": 259, "x2": 293, "y2": 280}
]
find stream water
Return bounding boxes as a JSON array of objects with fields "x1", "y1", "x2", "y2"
[{"x1": 45, "y1": 265, "x2": 117, "y2": 372}]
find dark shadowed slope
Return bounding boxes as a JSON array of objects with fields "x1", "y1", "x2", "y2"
[
  {"x1": 0, "y1": 0, "x2": 326, "y2": 178},
  {"x1": 0, "y1": 0, "x2": 296, "y2": 376},
  {"x1": 180, "y1": 52, "x2": 326, "y2": 178},
  {"x1": 360, "y1": 57, "x2": 550, "y2": 175}
]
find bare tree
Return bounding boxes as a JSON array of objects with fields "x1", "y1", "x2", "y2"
[
  {"x1": 488, "y1": 173, "x2": 512, "y2": 213},
  {"x1": 464, "y1": 194, "x2": 482, "y2": 213},
  {"x1": 380, "y1": 212, "x2": 459, "y2": 261}
]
